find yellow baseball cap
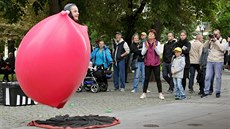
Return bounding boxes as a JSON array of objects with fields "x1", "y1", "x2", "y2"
[
  {"x1": 174, "y1": 47, "x2": 182, "y2": 52},
  {"x1": 141, "y1": 32, "x2": 147, "y2": 36}
]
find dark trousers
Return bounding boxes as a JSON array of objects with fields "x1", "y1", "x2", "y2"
[
  {"x1": 188, "y1": 64, "x2": 201, "y2": 90},
  {"x1": 162, "y1": 62, "x2": 174, "y2": 91},
  {"x1": 125, "y1": 54, "x2": 130, "y2": 83},
  {"x1": 224, "y1": 51, "x2": 228, "y2": 65},
  {"x1": 143, "y1": 65, "x2": 162, "y2": 93},
  {"x1": 1, "y1": 69, "x2": 10, "y2": 82},
  {"x1": 182, "y1": 68, "x2": 189, "y2": 90}
]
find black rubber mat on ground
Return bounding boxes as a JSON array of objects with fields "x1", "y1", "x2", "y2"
[{"x1": 28, "y1": 114, "x2": 120, "y2": 129}]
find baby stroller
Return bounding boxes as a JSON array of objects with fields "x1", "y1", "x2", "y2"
[{"x1": 77, "y1": 64, "x2": 112, "y2": 93}]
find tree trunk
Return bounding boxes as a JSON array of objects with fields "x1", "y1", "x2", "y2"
[
  {"x1": 123, "y1": 0, "x2": 147, "y2": 80},
  {"x1": 124, "y1": 0, "x2": 147, "y2": 46},
  {"x1": 149, "y1": 19, "x2": 163, "y2": 82},
  {"x1": 151, "y1": 19, "x2": 163, "y2": 41}
]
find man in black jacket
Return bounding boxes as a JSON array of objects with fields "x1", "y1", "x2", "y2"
[
  {"x1": 162, "y1": 32, "x2": 176, "y2": 93},
  {"x1": 174, "y1": 30, "x2": 191, "y2": 90}
]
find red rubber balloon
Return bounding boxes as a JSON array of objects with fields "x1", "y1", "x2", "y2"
[{"x1": 15, "y1": 11, "x2": 90, "y2": 108}]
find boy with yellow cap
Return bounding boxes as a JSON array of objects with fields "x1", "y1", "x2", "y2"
[{"x1": 171, "y1": 47, "x2": 186, "y2": 100}]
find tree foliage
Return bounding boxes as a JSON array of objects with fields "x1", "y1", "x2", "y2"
[
  {"x1": 1, "y1": 0, "x2": 225, "y2": 46},
  {"x1": 211, "y1": 0, "x2": 230, "y2": 38},
  {"x1": 0, "y1": 0, "x2": 28, "y2": 24}
]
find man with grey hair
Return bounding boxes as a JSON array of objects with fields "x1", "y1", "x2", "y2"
[
  {"x1": 113, "y1": 31, "x2": 130, "y2": 92},
  {"x1": 188, "y1": 34, "x2": 203, "y2": 94},
  {"x1": 201, "y1": 29, "x2": 229, "y2": 98}
]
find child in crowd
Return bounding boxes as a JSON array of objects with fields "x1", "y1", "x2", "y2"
[{"x1": 171, "y1": 47, "x2": 186, "y2": 100}]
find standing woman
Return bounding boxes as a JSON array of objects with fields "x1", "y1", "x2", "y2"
[
  {"x1": 140, "y1": 29, "x2": 164, "y2": 100},
  {"x1": 174, "y1": 30, "x2": 191, "y2": 90},
  {"x1": 130, "y1": 33, "x2": 145, "y2": 93}
]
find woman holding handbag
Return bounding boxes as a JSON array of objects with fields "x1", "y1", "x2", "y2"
[{"x1": 130, "y1": 33, "x2": 146, "y2": 93}]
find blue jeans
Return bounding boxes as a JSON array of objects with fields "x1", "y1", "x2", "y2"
[
  {"x1": 113, "y1": 59, "x2": 126, "y2": 89},
  {"x1": 133, "y1": 62, "x2": 145, "y2": 91},
  {"x1": 200, "y1": 67, "x2": 214, "y2": 94},
  {"x1": 173, "y1": 78, "x2": 185, "y2": 98},
  {"x1": 162, "y1": 62, "x2": 174, "y2": 91},
  {"x1": 204, "y1": 62, "x2": 224, "y2": 94}
]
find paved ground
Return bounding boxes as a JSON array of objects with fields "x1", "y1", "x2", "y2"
[{"x1": 0, "y1": 70, "x2": 229, "y2": 129}]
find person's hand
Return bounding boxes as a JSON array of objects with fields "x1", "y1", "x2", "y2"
[
  {"x1": 211, "y1": 38, "x2": 217, "y2": 42},
  {"x1": 145, "y1": 42, "x2": 149, "y2": 48},
  {"x1": 171, "y1": 69, "x2": 175, "y2": 75},
  {"x1": 182, "y1": 46, "x2": 187, "y2": 50},
  {"x1": 153, "y1": 42, "x2": 156, "y2": 48}
]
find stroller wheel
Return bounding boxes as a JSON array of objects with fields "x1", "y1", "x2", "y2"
[
  {"x1": 99, "y1": 82, "x2": 108, "y2": 92},
  {"x1": 91, "y1": 84, "x2": 99, "y2": 93},
  {"x1": 84, "y1": 85, "x2": 91, "y2": 92},
  {"x1": 76, "y1": 87, "x2": 82, "y2": 92}
]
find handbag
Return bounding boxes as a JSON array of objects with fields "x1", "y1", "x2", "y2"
[{"x1": 131, "y1": 57, "x2": 138, "y2": 70}]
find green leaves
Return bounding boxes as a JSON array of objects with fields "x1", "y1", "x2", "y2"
[
  {"x1": 211, "y1": 0, "x2": 230, "y2": 38},
  {"x1": 1, "y1": 0, "x2": 27, "y2": 23},
  {"x1": 0, "y1": 0, "x2": 227, "y2": 44}
]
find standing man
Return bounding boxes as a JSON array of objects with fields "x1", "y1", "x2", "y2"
[
  {"x1": 113, "y1": 31, "x2": 130, "y2": 91},
  {"x1": 174, "y1": 30, "x2": 191, "y2": 90},
  {"x1": 202, "y1": 29, "x2": 229, "y2": 98},
  {"x1": 188, "y1": 34, "x2": 203, "y2": 93},
  {"x1": 162, "y1": 32, "x2": 176, "y2": 93}
]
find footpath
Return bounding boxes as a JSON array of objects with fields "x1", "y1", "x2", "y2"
[{"x1": 0, "y1": 70, "x2": 229, "y2": 129}]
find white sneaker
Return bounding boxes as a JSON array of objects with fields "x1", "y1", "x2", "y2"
[
  {"x1": 120, "y1": 88, "x2": 125, "y2": 92},
  {"x1": 147, "y1": 90, "x2": 151, "y2": 93},
  {"x1": 140, "y1": 93, "x2": 146, "y2": 99},
  {"x1": 159, "y1": 93, "x2": 165, "y2": 100},
  {"x1": 131, "y1": 89, "x2": 136, "y2": 93}
]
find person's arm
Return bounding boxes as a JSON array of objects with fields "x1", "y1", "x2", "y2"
[
  {"x1": 131, "y1": 44, "x2": 142, "y2": 56},
  {"x1": 199, "y1": 43, "x2": 203, "y2": 58},
  {"x1": 141, "y1": 42, "x2": 147, "y2": 55},
  {"x1": 182, "y1": 42, "x2": 191, "y2": 55},
  {"x1": 171, "y1": 59, "x2": 175, "y2": 74},
  {"x1": 154, "y1": 41, "x2": 162, "y2": 56},
  {"x1": 121, "y1": 42, "x2": 130, "y2": 57},
  {"x1": 214, "y1": 38, "x2": 229, "y2": 51},
  {"x1": 162, "y1": 44, "x2": 166, "y2": 59},
  {"x1": 105, "y1": 49, "x2": 113, "y2": 64},
  {"x1": 203, "y1": 40, "x2": 211, "y2": 48},
  {"x1": 90, "y1": 49, "x2": 96, "y2": 61}
]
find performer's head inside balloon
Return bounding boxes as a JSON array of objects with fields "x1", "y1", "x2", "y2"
[{"x1": 64, "y1": 3, "x2": 79, "y2": 22}]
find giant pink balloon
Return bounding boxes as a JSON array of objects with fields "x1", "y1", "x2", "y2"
[{"x1": 15, "y1": 11, "x2": 90, "y2": 108}]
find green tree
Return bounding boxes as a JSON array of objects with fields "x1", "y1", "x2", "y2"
[
  {"x1": 0, "y1": 0, "x2": 220, "y2": 44},
  {"x1": 211, "y1": 0, "x2": 230, "y2": 38}
]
